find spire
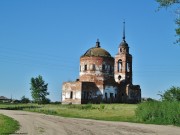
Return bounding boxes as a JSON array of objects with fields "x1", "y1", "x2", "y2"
[
  {"x1": 122, "y1": 21, "x2": 126, "y2": 42},
  {"x1": 96, "y1": 38, "x2": 100, "y2": 48}
]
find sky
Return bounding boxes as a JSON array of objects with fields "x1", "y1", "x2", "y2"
[{"x1": 0, "y1": 0, "x2": 180, "y2": 101}]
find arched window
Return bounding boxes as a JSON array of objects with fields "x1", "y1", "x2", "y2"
[
  {"x1": 127, "y1": 62, "x2": 131, "y2": 72},
  {"x1": 118, "y1": 60, "x2": 122, "y2": 72},
  {"x1": 84, "y1": 65, "x2": 87, "y2": 71}
]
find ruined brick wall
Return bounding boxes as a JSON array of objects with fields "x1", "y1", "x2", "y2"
[
  {"x1": 80, "y1": 56, "x2": 114, "y2": 82},
  {"x1": 124, "y1": 84, "x2": 141, "y2": 103},
  {"x1": 62, "y1": 81, "x2": 82, "y2": 104},
  {"x1": 81, "y1": 82, "x2": 118, "y2": 104}
]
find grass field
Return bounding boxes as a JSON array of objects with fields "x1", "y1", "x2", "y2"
[
  {"x1": 0, "y1": 102, "x2": 179, "y2": 126},
  {"x1": 0, "y1": 103, "x2": 137, "y2": 122},
  {"x1": 136, "y1": 101, "x2": 180, "y2": 126},
  {"x1": 0, "y1": 114, "x2": 19, "y2": 134}
]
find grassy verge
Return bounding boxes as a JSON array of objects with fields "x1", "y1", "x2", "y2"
[
  {"x1": 135, "y1": 101, "x2": 180, "y2": 126},
  {"x1": 0, "y1": 103, "x2": 137, "y2": 122},
  {"x1": 0, "y1": 114, "x2": 19, "y2": 134},
  {"x1": 1, "y1": 102, "x2": 179, "y2": 126}
]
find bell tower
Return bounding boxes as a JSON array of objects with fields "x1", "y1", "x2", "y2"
[{"x1": 114, "y1": 22, "x2": 132, "y2": 84}]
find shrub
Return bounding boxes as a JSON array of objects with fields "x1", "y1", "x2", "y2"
[
  {"x1": 159, "y1": 86, "x2": 180, "y2": 101},
  {"x1": 135, "y1": 101, "x2": 180, "y2": 126}
]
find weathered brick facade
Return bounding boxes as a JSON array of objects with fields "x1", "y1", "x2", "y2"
[{"x1": 62, "y1": 28, "x2": 141, "y2": 104}]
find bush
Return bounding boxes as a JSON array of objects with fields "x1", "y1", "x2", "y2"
[
  {"x1": 159, "y1": 86, "x2": 180, "y2": 101},
  {"x1": 135, "y1": 101, "x2": 180, "y2": 126},
  {"x1": 21, "y1": 96, "x2": 30, "y2": 103}
]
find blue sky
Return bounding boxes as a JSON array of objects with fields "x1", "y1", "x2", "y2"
[{"x1": 0, "y1": 0, "x2": 180, "y2": 101}]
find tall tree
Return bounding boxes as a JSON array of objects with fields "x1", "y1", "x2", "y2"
[
  {"x1": 156, "y1": 0, "x2": 180, "y2": 44},
  {"x1": 30, "y1": 75, "x2": 50, "y2": 104}
]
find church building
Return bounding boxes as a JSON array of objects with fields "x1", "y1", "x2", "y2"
[{"x1": 62, "y1": 23, "x2": 141, "y2": 104}]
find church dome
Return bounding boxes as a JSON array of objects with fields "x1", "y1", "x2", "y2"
[
  {"x1": 81, "y1": 40, "x2": 111, "y2": 57},
  {"x1": 119, "y1": 40, "x2": 128, "y2": 47}
]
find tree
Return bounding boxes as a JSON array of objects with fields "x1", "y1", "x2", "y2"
[
  {"x1": 159, "y1": 86, "x2": 180, "y2": 101},
  {"x1": 30, "y1": 75, "x2": 50, "y2": 104},
  {"x1": 156, "y1": 0, "x2": 180, "y2": 44},
  {"x1": 21, "y1": 95, "x2": 30, "y2": 103}
]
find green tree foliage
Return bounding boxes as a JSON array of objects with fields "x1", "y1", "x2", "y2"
[
  {"x1": 30, "y1": 75, "x2": 50, "y2": 104},
  {"x1": 21, "y1": 96, "x2": 30, "y2": 103},
  {"x1": 159, "y1": 86, "x2": 180, "y2": 101},
  {"x1": 156, "y1": 0, "x2": 180, "y2": 44}
]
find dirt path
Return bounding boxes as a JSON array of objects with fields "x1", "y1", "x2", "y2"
[{"x1": 0, "y1": 110, "x2": 180, "y2": 135}]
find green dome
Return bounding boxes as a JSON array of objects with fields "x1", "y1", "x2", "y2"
[{"x1": 81, "y1": 40, "x2": 111, "y2": 57}]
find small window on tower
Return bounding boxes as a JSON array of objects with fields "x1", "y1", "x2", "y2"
[
  {"x1": 127, "y1": 62, "x2": 131, "y2": 72},
  {"x1": 84, "y1": 65, "x2": 87, "y2": 71},
  {"x1": 118, "y1": 60, "x2": 122, "y2": 72},
  {"x1": 118, "y1": 75, "x2": 121, "y2": 81}
]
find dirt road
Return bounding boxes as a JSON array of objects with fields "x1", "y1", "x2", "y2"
[{"x1": 0, "y1": 110, "x2": 180, "y2": 135}]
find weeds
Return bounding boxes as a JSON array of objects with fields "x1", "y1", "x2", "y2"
[
  {"x1": 135, "y1": 101, "x2": 180, "y2": 126},
  {"x1": 0, "y1": 103, "x2": 136, "y2": 122}
]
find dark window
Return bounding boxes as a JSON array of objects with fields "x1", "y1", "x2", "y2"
[
  {"x1": 84, "y1": 65, "x2": 87, "y2": 71},
  {"x1": 127, "y1": 62, "x2": 131, "y2": 72},
  {"x1": 105, "y1": 93, "x2": 107, "y2": 101},
  {"x1": 70, "y1": 91, "x2": 73, "y2": 99},
  {"x1": 110, "y1": 93, "x2": 113, "y2": 98},
  {"x1": 118, "y1": 75, "x2": 121, "y2": 81},
  {"x1": 110, "y1": 93, "x2": 113, "y2": 102}
]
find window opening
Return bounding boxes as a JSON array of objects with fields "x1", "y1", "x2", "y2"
[
  {"x1": 70, "y1": 91, "x2": 73, "y2": 99},
  {"x1": 127, "y1": 62, "x2": 131, "y2": 72},
  {"x1": 118, "y1": 60, "x2": 122, "y2": 72},
  {"x1": 105, "y1": 93, "x2": 107, "y2": 101},
  {"x1": 84, "y1": 65, "x2": 87, "y2": 71}
]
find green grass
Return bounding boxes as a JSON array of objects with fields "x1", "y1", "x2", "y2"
[
  {"x1": 0, "y1": 103, "x2": 137, "y2": 122},
  {"x1": 0, "y1": 114, "x2": 19, "y2": 134},
  {"x1": 135, "y1": 101, "x2": 180, "y2": 126},
  {"x1": 1, "y1": 102, "x2": 179, "y2": 126}
]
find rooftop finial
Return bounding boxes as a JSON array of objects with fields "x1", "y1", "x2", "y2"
[
  {"x1": 96, "y1": 38, "x2": 100, "y2": 48},
  {"x1": 123, "y1": 21, "x2": 126, "y2": 42}
]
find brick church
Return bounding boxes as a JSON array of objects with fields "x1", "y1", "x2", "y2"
[{"x1": 62, "y1": 23, "x2": 141, "y2": 104}]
